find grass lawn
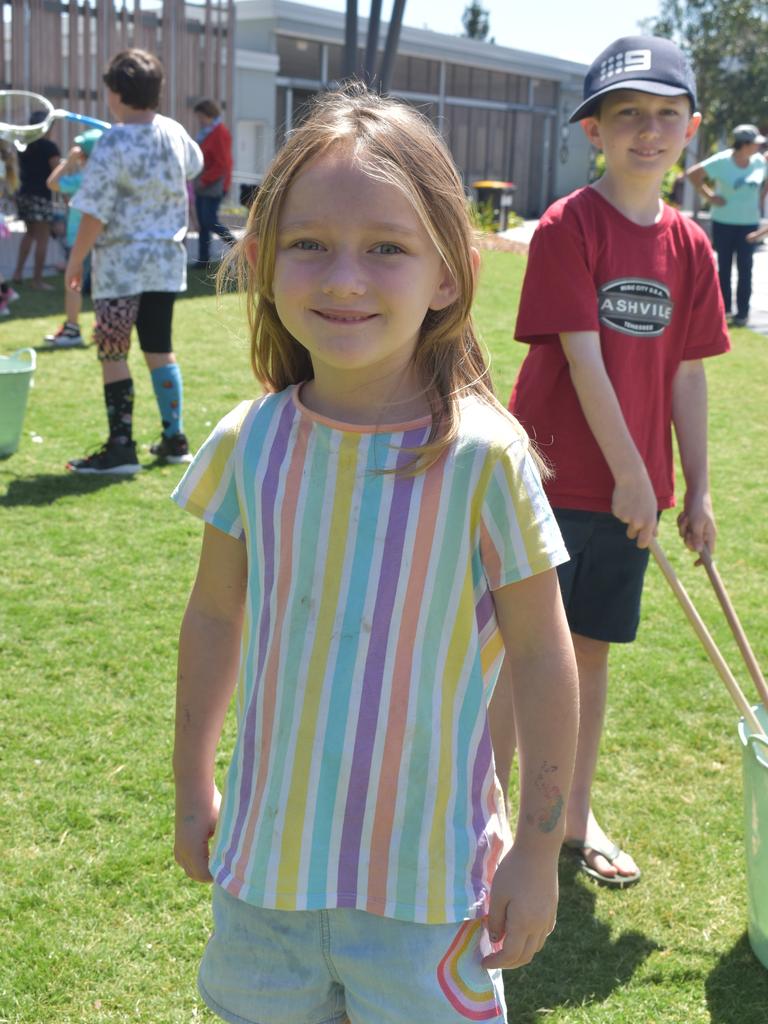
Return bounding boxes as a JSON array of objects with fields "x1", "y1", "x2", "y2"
[{"x1": 1, "y1": 253, "x2": 767, "y2": 1023}]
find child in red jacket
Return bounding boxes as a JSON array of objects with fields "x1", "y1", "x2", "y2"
[{"x1": 192, "y1": 99, "x2": 235, "y2": 266}]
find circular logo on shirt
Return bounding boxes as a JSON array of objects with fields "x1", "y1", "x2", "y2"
[{"x1": 598, "y1": 278, "x2": 673, "y2": 337}]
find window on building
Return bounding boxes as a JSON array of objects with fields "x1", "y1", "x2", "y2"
[
  {"x1": 390, "y1": 55, "x2": 440, "y2": 93},
  {"x1": 489, "y1": 71, "x2": 507, "y2": 102},
  {"x1": 326, "y1": 43, "x2": 344, "y2": 82},
  {"x1": 528, "y1": 112, "x2": 549, "y2": 213},
  {"x1": 277, "y1": 36, "x2": 322, "y2": 80},
  {"x1": 508, "y1": 75, "x2": 529, "y2": 104},
  {"x1": 292, "y1": 88, "x2": 318, "y2": 128},
  {"x1": 468, "y1": 107, "x2": 489, "y2": 181},
  {"x1": 443, "y1": 103, "x2": 471, "y2": 184},
  {"x1": 446, "y1": 63, "x2": 470, "y2": 99},
  {"x1": 390, "y1": 54, "x2": 409, "y2": 91},
  {"x1": 276, "y1": 86, "x2": 287, "y2": 147},
  {"x1": 510, "y1": 110, "x2": 533, "y2": 215},
  {"x1": 408, "y1": 57, "x2": 440, "y2": 93},
  {"x1": 235, "y1": 119, "x2": 269, "y2": 180},
  {"x1": 400, "y1": 97, "x2": 439, "y2": 126},
  {"x1": 324, "y1": 44, "x2": 367, "y2": 81},
  {"x1": 469, "y1": 68, "x2": 490, "y2": 100},
  {"x1": 532, "y1": 78, "x2": 558, "y2": 107},
  {"x1": 275, "y1": 85, "x2": 319, "y2": 147},
  {"x1": 486, "y1": 108, "x2": 508, "y2": 180}
]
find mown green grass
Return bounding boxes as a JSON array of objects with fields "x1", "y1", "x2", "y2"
[{"x1": 1, "y1": 254, "x2": 767, "y2": 1023}]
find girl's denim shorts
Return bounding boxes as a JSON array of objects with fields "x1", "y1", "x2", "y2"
[{"x1": 198, "y1": 884, "x2": 507, "y2": 1024}]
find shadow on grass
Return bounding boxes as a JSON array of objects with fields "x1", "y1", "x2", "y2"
[
  {"x1": 0, "y1": 470, "x2": 139, "y2": 505},
  {"x1": 29, "y1": 342, "x2": 96, "y2": 355},
  {"x1": 503, "y1": 856, "x2": 659, "y2": 1022},
  {"x1": 705, "y1": 932, "x2": 768, "y2": 1023}
]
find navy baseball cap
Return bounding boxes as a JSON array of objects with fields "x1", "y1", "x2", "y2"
[{"x1": 570, "y1": 35, "x2": 697, "y2": 123}]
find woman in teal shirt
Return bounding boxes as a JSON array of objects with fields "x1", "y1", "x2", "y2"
[{"x1": 688, "y1": 123, "x2": 768, "y2": 326}]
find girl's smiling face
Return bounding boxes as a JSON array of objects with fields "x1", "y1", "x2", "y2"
[{"x1": 269, "y1": 148, "x2": 458, "y2": 401}]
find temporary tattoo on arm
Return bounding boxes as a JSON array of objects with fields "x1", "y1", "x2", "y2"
[{"x1": 525, "y1": 761, "x2": 563, "y2": 833}]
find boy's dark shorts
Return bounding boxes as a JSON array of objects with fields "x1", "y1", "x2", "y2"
[{"x1": 554, "y1": 508, "x2": 655, "y2": 644}]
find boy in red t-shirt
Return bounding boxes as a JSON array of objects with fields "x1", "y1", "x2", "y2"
[{"x1": 498, "y1": 36, "x2": 729, "y2": 887}]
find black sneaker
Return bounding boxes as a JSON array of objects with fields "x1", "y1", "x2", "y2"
[
  {"x1": 149, "y1": 432, "x2": 193, "y2": 464},
  {"x1": 44, "y1": 321, "x2": 85, "y2": 348},
  {"x1": 67, "y1": 440, "x2": 142, "y2": 475},
  {"x1": 732, "y1": 316, "x2": 748, "y2": 327}
]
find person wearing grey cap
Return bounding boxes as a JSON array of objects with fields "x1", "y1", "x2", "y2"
[{"x1": 687, "y1": 123, "x2": 768, "y2": 326}]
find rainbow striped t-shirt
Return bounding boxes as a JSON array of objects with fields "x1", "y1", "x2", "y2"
[{"x1": 172, "y1": 385, "x2": 568, "y2": 924}]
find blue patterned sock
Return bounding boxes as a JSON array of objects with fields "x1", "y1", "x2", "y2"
[{"x1": 151, "y1": 364, "x2": 184, "y2": 438}]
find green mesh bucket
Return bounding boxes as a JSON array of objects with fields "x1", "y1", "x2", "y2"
[
  {"x1": 739, "y1": 704, "x2": 768, "y2": 969},
  {"x1": 0, "y1": 348, "x2": 36, "y2": 458}
]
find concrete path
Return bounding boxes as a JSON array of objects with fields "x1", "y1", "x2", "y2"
[
  {"x1": 744, "y1": 243, "x2": 768, "y2": 336},
  {"x1": 499, "y1": 220, "x2": 538, "y2": 247}
]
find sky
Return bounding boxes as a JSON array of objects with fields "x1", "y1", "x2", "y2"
[{"x1": 295, "y1": 0, "x2": 665, "y2": 65}]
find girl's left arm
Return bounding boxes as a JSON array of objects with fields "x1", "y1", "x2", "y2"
[
  {"x1": 482, "y1": 567, "x2": 578, "y2": 970},
  {"x1": 174, "y1": 523, "x2": 247, "y2": 883}
]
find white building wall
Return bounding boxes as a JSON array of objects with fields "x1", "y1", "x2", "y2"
[
  {"x1": 233, "y1": 48, "x2": 280, "y2": 195},
  {"x1": 232, "y1": 0, "x2": 591, "y2": 212}
]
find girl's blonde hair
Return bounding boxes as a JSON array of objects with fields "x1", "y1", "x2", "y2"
[{"x1": 222, "y1": 84, "x2": 535, "y2": 474}]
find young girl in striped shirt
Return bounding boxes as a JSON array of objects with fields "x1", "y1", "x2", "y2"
[{"x1": 172, "y1": 86, "x2": 578, "y2": 1024}]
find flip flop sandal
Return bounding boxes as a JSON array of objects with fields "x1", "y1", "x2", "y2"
[{"x1": 563, "y1": 836, "x2": 642, "y2": 889}]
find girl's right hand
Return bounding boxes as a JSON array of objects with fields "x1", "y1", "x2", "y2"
[
  {"x1": 174, "y1": 784, "x2": 221, "y2": 882},
  {"x1": 709, "y1": 195, "x2": 726, "y2": 207}
]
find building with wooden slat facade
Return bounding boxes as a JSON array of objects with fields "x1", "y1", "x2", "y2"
[
  {"x1": 232, "y1": 1, "x2": 591, "y2": 217},
  {"x1": 0, "y1": 0, "x2": 233, "y2": 145},
  {"x1": 2, "y1": 0, "x2": 591, "y2": 218}
]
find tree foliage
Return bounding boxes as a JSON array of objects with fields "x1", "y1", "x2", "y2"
[
  {"x1": 462, "y1": 2, "x2": 491, "y2": 41},
  {"x1": 644, "y1": 1, "x2": 768, "y2": 154}
]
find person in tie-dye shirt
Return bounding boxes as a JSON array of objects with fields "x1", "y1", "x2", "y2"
[{"x1": 172, "y1": 86, "x2": 579, "y2": 1024}]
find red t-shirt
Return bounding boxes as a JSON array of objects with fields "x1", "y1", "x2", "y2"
[{"x1": 509, "y1": 187, "x2": 729, "y2": 512}]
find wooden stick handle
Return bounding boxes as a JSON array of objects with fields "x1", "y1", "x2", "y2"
[
  {"x1": 699, "y1": 546, "x2": 768, "y2": 712},
  {"x1": 649, "y1": 539, "x2": 766, "y2": 737}
]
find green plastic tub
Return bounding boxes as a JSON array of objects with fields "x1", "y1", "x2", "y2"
[
  {"x1": 0, "y1": 348, "x2": 36, "y2": 458},
  {"x1": 739, "y1": 703, "x2": 768, "y2": 968}
]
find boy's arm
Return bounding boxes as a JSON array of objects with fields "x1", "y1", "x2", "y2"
[
  {"x1": 174, "y1": 523, "x2": 247, "y2": 883},
  {"x1": 560, "y1": 331, "x2": 658, "y2": 547},
  {"x1": 65, "y1": 213, "x2": 104, "y2": 292},
  {"x1": 671, "y1": 359, "x2": 716, "y2": 555},
  {"x1": 483, "y1": 568, "x2": 578, "y2": 970}
]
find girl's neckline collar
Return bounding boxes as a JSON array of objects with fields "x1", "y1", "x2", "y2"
[{"x1": 291, "y1": 383, "x2": 432, "y2": 434}]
